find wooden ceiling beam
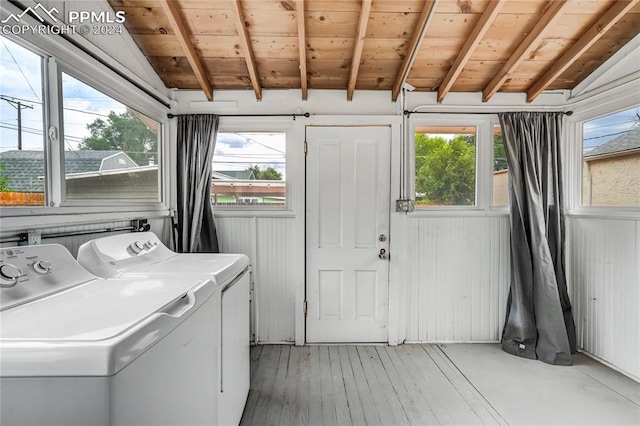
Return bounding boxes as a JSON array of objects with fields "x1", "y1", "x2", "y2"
[
  {"x1": 158, "y1": 0, "x2": 213, "y2": 101},
  {"x1": 391, "y1": 0, "x2": 438, "y2": 102},
  {"x1": 437, "y1": 0, "x2": 505, "y2": 103},
  {"x1": 482, "y1": 0, "x2": 569, "y2": 102},
  {"x1": 231, "y1": 0, "x2": 262, "y2": 101},
  {"x1": 295, "y1": 0, "x2": 308, "y2": 100},
  {"x1": 347, "y1": 0, "x2": 372, "y2": 101},
  {"x1": 526, "y1": 0, "x2": 639, "y2": 102}
]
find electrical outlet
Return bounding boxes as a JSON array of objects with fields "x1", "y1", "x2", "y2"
[
  {"x1": 395, "y1": 199, "x2": 415, "y2": 212},
  {"x1": 28, "y1": 232, "x2": 41, "y2": 245}
]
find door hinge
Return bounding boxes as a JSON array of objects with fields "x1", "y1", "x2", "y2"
[
  {"x1": 304, "y1": 141, "x2": 308, "y2": 156},
  {"x1": 304, "y1": 300, "x2": 308, "y2": 317}
]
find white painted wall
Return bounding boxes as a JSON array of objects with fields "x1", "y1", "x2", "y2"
[
  {"x1": 563, "y1": 51, "x2": 640, "y2": 380},
  {"x1": 567, "y1": 216, "x2": 640, "y2": 380},
  {"x1": 403, "y1": 216, "x2": 510, "y2": 343}
]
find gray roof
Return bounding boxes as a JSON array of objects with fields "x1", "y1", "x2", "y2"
[
  {"x1": 213, "y1": 170, "x2": 255, "y2": 180},
  {"x1": 585, "y1": 127, "x2": 640, "y2": 158},
  {"x1": 0, "y1": 150, "x2": 137, "y2": 192}
]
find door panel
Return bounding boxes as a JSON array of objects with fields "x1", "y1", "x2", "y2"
[{"x1": 306, "y1": 126, "x2": 391, "y2": 343}]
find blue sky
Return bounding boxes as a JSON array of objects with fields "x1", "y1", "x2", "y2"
[
  {"x1": 1, "y1": 35, "x2": 125, "y2": 152},
  {"x1": 583, "y1": 106, "x2": 640, "y2": 150}
]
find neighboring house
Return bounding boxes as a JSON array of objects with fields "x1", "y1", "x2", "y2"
[
  {"x1": 213, "y1": 170, "x2": 255, "y2": 180},
  {"x1": 211, "y1": 170, "x2": 284, "y2": 205},
  {"x1": 0, "y1": 150, "x2": 139, "y2": 193},
  {"x1": 583, "y1": 127, "x2": 640, "y2": 206}
]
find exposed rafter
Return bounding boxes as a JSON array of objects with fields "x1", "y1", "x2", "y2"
[
  {"x1": 391, "y1": 0, "x2": 438, "y2": 102},
  {"x1": 437, "y1": 0, "x2": 505, "y2": 103},
  {"x1": 158, "y1": 0, "x2": 213, "y2": 101},
  {"x1": 296, "y1": 0, "x2": 308, "y2": 100},
  {"x1": 231, "y1": 0, "x2": 262, "y2": 101},
  {"x1": 347, "y1": 0, "x2": 372, "y2": 101},
  {"x1": 483, "y1": 0, "x2": 569, "y2": 102},
  {"x1": 526, "y1": 0, "x2": 639, "y2": 102}
]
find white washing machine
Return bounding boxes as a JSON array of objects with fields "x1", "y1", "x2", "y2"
[
  {"x1": 77, "y1": 232, "x2": 251, "y2": 426},
  {"x1": 0, "y1": 244, "x2": 219, "y2": 426}
]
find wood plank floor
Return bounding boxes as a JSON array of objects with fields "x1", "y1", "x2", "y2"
[
  {"x1": 240, "y1": 344, "x2": 640, "y2": 426},
  {"x1": 240, "y1": 344, "x2": 507, "y2": 426}
]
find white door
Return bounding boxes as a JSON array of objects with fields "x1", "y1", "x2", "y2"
[{"x1": 306, "y1": 126, "x2": 391, "y2": 343}]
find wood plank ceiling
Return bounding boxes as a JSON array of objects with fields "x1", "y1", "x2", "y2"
[{"x1": 108, "y1": 0, "x2": 640, "y2": 102}]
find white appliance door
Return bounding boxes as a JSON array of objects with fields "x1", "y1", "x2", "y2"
[
  {"x1": 219, "y1": 270, "x2": 251, "y2": 426},
  {"x1": 306, "y1": 126, "x2": 391, "y2": 343}
]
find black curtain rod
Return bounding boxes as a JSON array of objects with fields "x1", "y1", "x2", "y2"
[
  {"x1": 0, "y1": 225, "x2": 136, "y2": 245},
  {"x1": 167, "y1": 112, "x2": 310, "y2": 119},
  {"x1": 404, "y1": 110, "x2": 573, "y2": 116}
]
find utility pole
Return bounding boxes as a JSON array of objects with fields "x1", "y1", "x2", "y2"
[{"x1": 0, "y1": 95, "x2": 34, "y2": 150}]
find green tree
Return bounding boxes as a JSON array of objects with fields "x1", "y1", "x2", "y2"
[
  {"x1": 80, "y1": 109, "x2": 157, "y2": 165},
  {"x1": 493, "y1": 133, "x2": 508, "y2": 171},
  {"x1": 415, "y1": 133, "x2": 476, "y2": 205},
  {"x1": 247, "y1": 165, "x2": 282, "y2": 180},
  {"x1": 0, "y1": 163, "x2": 11, "y2": 192}
]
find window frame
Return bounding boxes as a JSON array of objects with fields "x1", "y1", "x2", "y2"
[
  {"x1": 571, "y1": 103, "x2": 640, "y2": 214},
  {"x1": 0, "y1": 33, "x2": 169, "y2": 220},
  {"x1": 57, "y1": 65, "x2": 164, "y2": 208},
  {"x1": 212, "y1": 117, "x2": 294, "y2": 213},
  {"x1": 409, "y1": 114, "x2": 505, "y2": 214},
  {"x1": 566, "y1": 84, "x2": 640, "y2": 218}
]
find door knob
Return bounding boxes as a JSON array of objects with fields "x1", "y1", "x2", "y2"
[{"x1": 378, "y1": 248, "x2": 388, "y2": 260}]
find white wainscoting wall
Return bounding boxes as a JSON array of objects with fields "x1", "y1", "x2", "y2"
[
  {"x1": 568, "y1": 215, "x2": 640, "y2": 380},
  {"x1": 403, "y1": 215, "x2": 511, "y2": 343},
  {"x1": 216, "y1": 216, "x2": 300, "y2": 344}
]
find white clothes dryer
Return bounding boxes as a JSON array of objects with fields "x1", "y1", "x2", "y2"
[
  {"x1": 0, "y1": 244, "x2": 219, "y2": 426},
  {"x1": 77, "y1": 232, "x2": 250, "y2": 426}
]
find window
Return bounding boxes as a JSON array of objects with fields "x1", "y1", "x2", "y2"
[
  {"x1": 582, "y1": 105, "x2": 640, "y2": 207},
  {"x1": 492, "y1": 124, "x2": 508, "y2": 206},
  {"x1": 212, "y1": 132, "x2": 286, "y2": 207},
  {"x1": 0, "y1": 36, "x2": 46, "y2": 207},
  {"x1": 414, "y1": 125, "x2": 477, "y2": 206},
  {"x1": 61, "y1": 72, "x2": 160, "y2": 202}
]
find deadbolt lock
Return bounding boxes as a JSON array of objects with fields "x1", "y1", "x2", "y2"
[{"x1": 379, "y1": 234, "x2": 387, "y2": 242}]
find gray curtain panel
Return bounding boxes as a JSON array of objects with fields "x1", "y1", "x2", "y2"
[
  {"x1": 176, "y1": 114, "x2": 220, "y2": 253},
  {"x1": 498, "y1": 111, "x2": 576, "y2": 366}
]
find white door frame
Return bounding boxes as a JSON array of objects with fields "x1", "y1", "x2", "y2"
[{"x1": 297, "y1": 115, "x2": 402, "y2": 345}]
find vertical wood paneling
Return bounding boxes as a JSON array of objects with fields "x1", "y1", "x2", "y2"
[
  {"x1": 568, "y1": 216, "x2": 640, "y2": 380},
  {"x1": 216, "y1": 216, "x2": 297, "y2": 343},
  {"x1": 405, "y1": 215, "x2": 510, "y2": 343}
]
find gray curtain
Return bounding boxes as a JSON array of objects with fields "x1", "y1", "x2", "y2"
[
  {"x1": 176, "y1": 114, "x2": 220, "y2": 253},
  {"x1": 498, "y1": 111, "x2": 576, "y2": 366}
]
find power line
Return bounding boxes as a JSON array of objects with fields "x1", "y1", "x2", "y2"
[
  {"x1": 0, "y1": 94, "x2": 114, "y2": 118},
  {"x1": 226, "y1": 132, "x2": 285, "y2": 155},
  {"x1": 2, "y1": 41, "x2": 41, "y2": 102},
  {"x1": 583, "y1": 129, "x2": 632, "y2": 141}
]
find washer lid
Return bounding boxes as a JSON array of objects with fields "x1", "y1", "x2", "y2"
[
  {"x1": 0, "y1": 276, "x2": 216, "y2": 377},
  {"x1": 145, "y1": 254, "x2": 250, "y2": 287}
]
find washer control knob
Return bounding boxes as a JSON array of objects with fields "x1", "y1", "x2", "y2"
[
  {"x1": 129, "y1": 241, "x2": 145, "y2": 254},
  {"x1": 0, "y1": 263, "x2": 22, "y2": 288},
  {"x1": 144, "y1": 240, "x2": 155, "y2": 249},
  {"x1": 33, "y1": 260, "x2": 52, "y2": 274}
]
